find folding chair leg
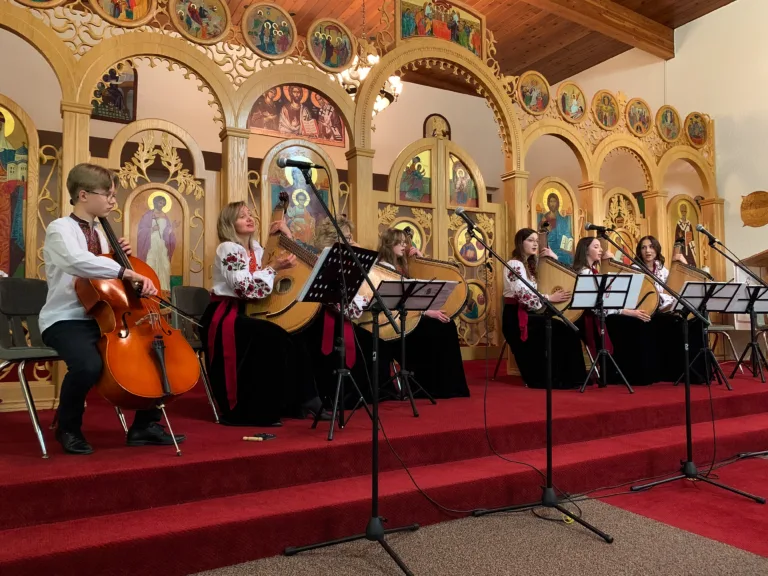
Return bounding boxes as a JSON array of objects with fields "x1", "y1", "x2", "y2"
[
  {"x1": 197, "y1": 351, "x2": 219, "y2": 424},
  {"x1": 115, "y1": 407, "x2": 128, "y2": 434},
  {"x1": 17, "y1": 361, "x2": 48, "y2": 459},
  {"x1": 722, "y1": 332, "x2": 743, "y2": 374}
]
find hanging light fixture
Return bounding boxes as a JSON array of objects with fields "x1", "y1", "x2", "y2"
[{"x1": 339, "y1": 0, "x2": 403, "y2": 117}]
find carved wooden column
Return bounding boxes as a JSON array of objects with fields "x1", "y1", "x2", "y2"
[
  {"x1": 700, "y1": 197, "x2": 726, "y2": 280},
  {"x1": 577, "y1": 181, "x2": 605, "y2": 229},
  {"x1": 60, "y1": 101, "x2": 92, "y2": 216},
  {"x1": 346, "y1": 147, "x2": 376, "y2": 249},
  {"x1": 219, "y1": 126, "x2": 250, "y2": 204},
  {"x1": 642, "y1": 190, "x2": 669, "y2": 249},
  {"x1": 501, "y1": 169, "x2": 528, "y2": 255}
]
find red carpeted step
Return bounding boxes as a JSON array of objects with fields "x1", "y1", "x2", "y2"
[
  {"x1": 1, "y1": 371, "x2": 767, "y2": 531},
  {"x1": 2, "y1": 412, "x2": 767, "y2": 576}
]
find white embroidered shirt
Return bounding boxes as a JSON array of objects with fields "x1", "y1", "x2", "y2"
[{"x1": 503, "y1": 259, "x2": 543, "y2": 312}]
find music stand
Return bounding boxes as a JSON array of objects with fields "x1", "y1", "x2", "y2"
[
  {"x1": 673, "y1": 282, "x2": 742, "y2": 391},
  {"x1": 299, "y1": 242, "x2": 378, "y2": 440},
  {"x1": 571, "y1": 273, "x2": 640, "y2": 393},
  {"x1": 731, "y1": 285, "x2": 768, "y2": 381},
  {"x1": 382, "y1": 278, "x2": 458, "y2": 417}
]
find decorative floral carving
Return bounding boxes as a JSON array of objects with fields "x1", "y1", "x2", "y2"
[
  {"x1": 378, "y1": 204, "x2": 399, "y2": 226},
  {"x1": 189, "y1": 208, "x2": 205, "y2": 274},
  {"x1": 37, "y1": 145, "x2": 61, "y2": 279}
]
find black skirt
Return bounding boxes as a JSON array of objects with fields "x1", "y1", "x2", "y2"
[
  {"x1": 200, "y1": 301, "x2": 319, "y2": 426},
  {"x1": 389, "y1": 315, "x2": 470, "y2": 399},
  {"x1": 502, "y1": 303, "x2": 586, "y2": 389},
  {"x1": 654, "y1": 313, "x2": 711, "y2": 384}
]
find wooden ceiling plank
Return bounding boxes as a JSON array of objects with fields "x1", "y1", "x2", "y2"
[{"x1": 518, "y1": 0, "x2": 674, "y2": 59}]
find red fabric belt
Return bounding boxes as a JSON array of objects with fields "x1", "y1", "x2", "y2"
[
  {"x1": 321, "y1": 309, "x2": 356, "y2": 368},
  {"x1": 583, "y1": 310, "x2": 613, "y2": 358},
  {"x1": 208, "y1": 295, "x2": 239, "y2": 410},
  {"x1": 504, "y1": 297, "x2": 529, "y2": 342}
]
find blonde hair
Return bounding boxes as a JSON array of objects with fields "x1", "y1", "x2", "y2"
[
  {"x1": 66, "y1": 163, "x2": 118, "y2": 205},
  {"x1": 217, "y1": 201, "x2": 252, "y2": 247},
  {"x1": 378, "y1": 228, "x2": 409, "y2": 276},
  {"x1": 312, "y1": 216, "x2": 354, "y2": 250}
]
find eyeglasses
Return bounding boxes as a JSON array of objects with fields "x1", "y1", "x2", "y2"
[{"x1": 88, "y1": 190, "x2": 118, "y2": 201}]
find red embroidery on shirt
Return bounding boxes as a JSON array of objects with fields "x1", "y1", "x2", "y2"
[{"x1": 70, "y1": 214, "x2": 101, "y2": 256}]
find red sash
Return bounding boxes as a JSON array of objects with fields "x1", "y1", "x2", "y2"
[
  {"x1": 584, "y1": 265, "x2": 614, "y2": 357},
  {"x1": 321, "y1": 309, "x2": 356, "y2": 368},
  {"x1": 207, "y1": 295, "x2": 239, "y2": 410},
  {"x1": 504, "y1": 297, "x2": 529, "y2": 342}
]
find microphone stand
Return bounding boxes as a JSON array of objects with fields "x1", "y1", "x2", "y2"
[
  {"x1": 464, "y1": 221, "x2": 613, "y2": 543},
  {"x1": 704, "y1": 238, "x2": 768, "y2": 459},
  {"x1": 598, "y1": 233, "x2": 764, "y2": 502},
  {"x1": 284, "y1": 167, "x2": 419, "y2": 575}
]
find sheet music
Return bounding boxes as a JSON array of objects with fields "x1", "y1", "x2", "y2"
[
  {"x1": 673, "y1": 281, "x2": 743, "y2": 313},
  {"x1": 377, "y1": 279, "x2": 458, "y2": 312},
  {"x1": 571, "y1": 274, "x2": 640, "y2": 310}
]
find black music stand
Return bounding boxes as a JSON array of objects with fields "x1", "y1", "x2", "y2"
[
  {"x1": 383, "y1": 278, "x2": 458, "y2": 417},
  {"x1": 731, "y1": 285, "x2": 768, "y2": 382},
  {"x1": 673, "y1": 282, "x2": 740, "y2": 391},
  {"x1": 299, "y1": 242, "x2": 377, "y2": 440},
  {"x1": 571, "y1": 273, "x2": 638, "y2": 393}
]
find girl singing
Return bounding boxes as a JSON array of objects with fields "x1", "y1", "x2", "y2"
[{"x1": 502, "y1": 228, "x2": 586, "y2": 389}]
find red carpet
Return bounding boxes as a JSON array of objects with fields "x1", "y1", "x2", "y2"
[
  {"x1": 1, "y1": 361, "x2": 767, "y2": 575},
  {"x1": 604, "y1": 457, "x2": 768, "y2": 557}
]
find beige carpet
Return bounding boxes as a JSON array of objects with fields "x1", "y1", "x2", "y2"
[{"x1": 193, "y1": 500, "x2": 768, "y2": 576}]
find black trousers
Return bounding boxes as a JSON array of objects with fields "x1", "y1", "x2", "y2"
[{"x1": 42, "y1": 320, "x2": 161, "y2": 433}]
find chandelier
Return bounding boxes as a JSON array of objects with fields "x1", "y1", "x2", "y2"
[{"x1": 338, "y1": 0, "x2": 404, "y2": 117}]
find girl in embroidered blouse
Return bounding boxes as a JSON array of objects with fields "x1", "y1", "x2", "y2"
[
  {"x1": 375, "y1": 228, "x2": 470, "y2": 399},
  {"x1": 502, "y1": 228, "x2": 585, "y2": 389},
  {"x1": 200, "y1": 201, "x2": 326, "y2": 427}
]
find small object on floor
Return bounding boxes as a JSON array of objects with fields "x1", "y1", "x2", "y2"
[
  {"x1": 243, "y1": 433, "x2": 277, "y2": 442},
  {"x1": 55, "y1": 428, "x2": 94, "y2": 455},
  {"x1": 126, "y1": 423, "x2": 187, "y2": 447}
]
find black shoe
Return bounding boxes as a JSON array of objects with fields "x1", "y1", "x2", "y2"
[
  {"x1": 55, "y1": 429, "x2": 94, "y2": 455},
  {"x1": 126, "y1": 422, "x2": 186, "y2": 447}
]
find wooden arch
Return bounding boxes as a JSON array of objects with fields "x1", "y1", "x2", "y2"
[
  {"x1": 75, "y1": 32, "x2": 236, "y2": 126},
  {"x1": 592, "y1": 134, "x2": 660, "y2": 192},
  {"x1": 353, "y1": 42, "x2": 523, "y2": 169},
  {"x1": 522, "y1": 119, "x2": 594, "y2": 182},
  {"x1": 0, "y1": 3, "x2": 78, "y2": 100},
  {"x1": 657, "y1": 146, "x2": 717, "y2": 199},
  {"x1": 235, "y1": 64, "x2": 356, "y2": 140}
]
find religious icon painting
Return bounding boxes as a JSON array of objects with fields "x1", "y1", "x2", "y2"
[
  {"x1": 449, "y1": 154, "x2": 478, "y2": 208},
  {"x1": 684, "y1": 112, "x2": 708, "y2": 148},
  {"x1": 668, "y1": 196, "x2": 699, "y2": 268},
  {"x1": 307, "y1": 18, "x2": 357, "y2": 73},
  {"x1": 591, "y1": 90, "x2": 620, "y2": 130},
  {"x1": 423, "y1": 113, "x2": 451, "y2": 139},
  {"x1": 169, "y1": 0, "x2": 231, "y2": 45},
  {"x1": 247, "y1": 84, "x2": 345, "y2": 147},
  {"x1": 556, "y1": 82, "x2": 586, "y2": 124},
  {"x1": 268, "y1": 145, "x2": 331, "y2": 244},
  {"x1": 89, "y1": 0, "x2": 157, "y2": 27},
  {"x1": 517, "y1": 71, "x2": 550, "y2": 115},
  {"x1": 625, "y1": 98, "x2": 652, "y2": 138},
  {"x1": 242, "y1": 3, "x2": 297, "y2": 60},
  {"x1": 91, "y1": 63, "x2": 137, "y2": 124},
  {"x1": 399, "y1": 151, "x2": 431, "y2": 204},
  {"x1": 534, "y1": 185, "x2": 575, "y2": 266},
  {"x1": 126, "y1": 188, "x2": 184, "y2": 294},
  {"x1": 461, "y1": 280, "x2": 488, "y2": 323},
  {"x1": 398, "y1": 0, "x2": 484, "y2": 59},
  {"x1": 454, "y1": 224, "x2": 485, "y2": 267},
  {"x1": 393, "y1": 219, "x2": 425, "y2": 252},
  {"x1": 655, "y1": 105, "x2": 681, "y2": 143},
  {"x1": 0, "y1": 106, "x2": 29, "y2": 278}
]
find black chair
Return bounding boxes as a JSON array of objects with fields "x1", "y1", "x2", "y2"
[
  {"x1": 0, "y1": 278, "x2": 59, "y2": 458},
  {"x1": 171, "y1": 286, "x2": 219, "y2": 423}
]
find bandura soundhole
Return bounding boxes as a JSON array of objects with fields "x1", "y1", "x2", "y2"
[{"x1": 275, "y1": 277, "x2": 293, "y2": 294}]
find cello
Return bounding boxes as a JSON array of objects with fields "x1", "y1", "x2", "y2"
[{"x1": 75, "y1": 216, "x2": 200, "y2": 453}]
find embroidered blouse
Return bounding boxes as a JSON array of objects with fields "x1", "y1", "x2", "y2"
[
  {"x1": 211, "y1": 241, "x2": 276, "y2": 300},
  {"x1": 503, "y1": 260, "x2": 543, "y2": 312},
  {"x1": 638, "y1": 260, "x2": 674, "y2": 310}
]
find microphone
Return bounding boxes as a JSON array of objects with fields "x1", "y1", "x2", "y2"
[
  {"x1": 696, "y1": 223, "x2": 719, "y2": 244},
  {"x1": 276, "y1": 157, "x2": 321, "y2": 170},
  {"x1": 454, "y1": 207, "x2": 475, "y2": 229},
  {"x1": 584, "y1": 222, "x2": 613, "y2": 233}
]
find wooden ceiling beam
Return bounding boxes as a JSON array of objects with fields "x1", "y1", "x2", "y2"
[{"x1": 518, "y1": 0, "x2": 675, "y2": 60}]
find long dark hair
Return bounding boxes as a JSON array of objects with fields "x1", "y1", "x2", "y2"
[
  {"x1": 378, "y1": 228, "x2": 410, "y2": 277},
  {"x1": 572, "y1": 236, "x2": 600, "y2": 272},
  {"x1": 636, "y1": 235, "x2": 665, "y2": 267},
  {"x1": 512, "y1": 228, "x2": 537, "y2": 279}
]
